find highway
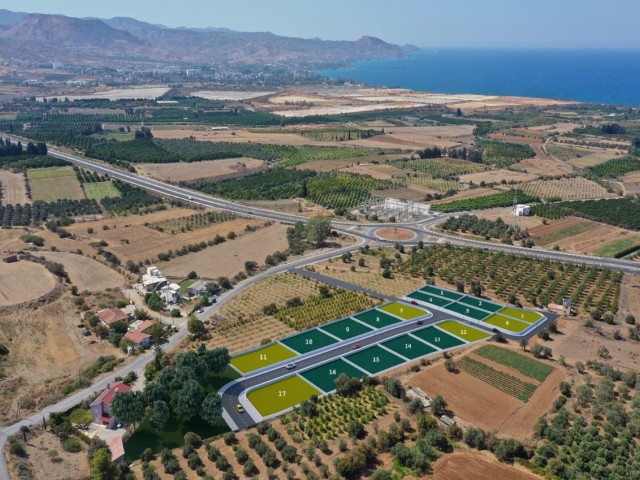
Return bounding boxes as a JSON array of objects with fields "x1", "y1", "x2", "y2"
[{"x1": 0, "y1": 142, "x2": 638, "y2": 475}]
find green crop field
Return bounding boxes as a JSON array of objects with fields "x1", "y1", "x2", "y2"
[
  {"x1": 351, "y1": 309, "x2": 403, "y2": 329},
  {"x1": 381, "y1": 334, "x2": 438, "y2": 360},
  {"x1": 300, "y1": 359, "x2": 367, "y2": 393},
  {"x1": 319, "y1": 318, "x2": 374, "y2": 340},
  {"x1": 406, "y1": 291, "x2": 453, "y2": 308},
  {"x1": 28, "y1": 167, "x2": 86, "y2": 201},
  {"x1": 377, "y1": 302, "x2": 428, "y2": 320},
  {"x1": 499, "y1": 307, "x2": 544, "y2": 324},
  {"x1": 247, "y1": 376, "x2": 321, "y2": 417},
  {"x1": 279, "y1": 329, "x2": 339, "y2": 355},
  {"x1": 420, "y1": 285, "x2": 465, "y2": 301},
  {"x1": 411, "y1": 326, "x2": 466, "y2": 350},
  {"x1": 458, "y1": 296, "x2": 503, "y2": 312},
  {"x1": 595, "y1": 238, "x2": 640, "y2": 258},
  {"x1": 483, "y1": 314, "x2": 530, "y2": 333},
  {"x1": 457, "y1": 356, "x2": 537, "y2": 402},
  {"x1": 83, "y1": 181, "x2": 121, "y2": 201},
  {"x1": 436, "y1": 320, "x2": 491, "y2": 342},
  {"x1": 444, "y1": 302, "x2": 491, "y2": 321},
  {"x1": 474, "y1": 345, "x2": 554, "y2": 382},
  {"x1": 345, "y1": 345, "x2": 405, "y2": 375},
  {"x1": 230, "y1": 343, "x2": 297, "y2": 374}
]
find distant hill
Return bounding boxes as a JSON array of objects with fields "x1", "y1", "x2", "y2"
[{"x1": 0, "y1": 10, "x2": 416, "y2": 67}]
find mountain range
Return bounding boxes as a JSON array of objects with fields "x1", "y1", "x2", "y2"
[{"x1": 0, "y1": 9, "x2": 415, "y2": 67}]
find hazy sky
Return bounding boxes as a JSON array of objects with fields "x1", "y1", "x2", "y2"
[{"x1": 2, "y1": 0, "x2": 639, "y2": 48}]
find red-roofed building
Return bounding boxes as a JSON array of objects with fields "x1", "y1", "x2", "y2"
[
  {"x1": 107, "y1": 436, "x2": 125, "y2": 463},
  {"x1": 137, "y1": 319, "x2": 159, "y2": 333},
  {"x1": 90, "y1": 382, "x2": 131, "y2": 429},
  {"x1": 97, "y1": 308, "x2": 130, "y2": 326},
  {"x1": 123, "y1": 330, "x2": 152, "y2": 348}
]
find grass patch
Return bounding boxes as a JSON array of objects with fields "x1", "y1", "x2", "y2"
[
  {"x1": 28, "y1": 167, "x2": 85, "y2": 201},
  {"x1": 83, "y1": 181, "x2": 121, "y2": 201},
  {"x1": 595, "y1": 237, "x2": 640, "y2": 258},
  {"x1": 499, "y1": 307, "x2": 544, "y2": 324},
  {"x1": 483, "y1": 314, "x2": 531, "y2": 333},
  {"x1": 247, "y1": 375, "x2": 321, "y2": 417}
]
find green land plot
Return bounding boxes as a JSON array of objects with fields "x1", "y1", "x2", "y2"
[
  {"x1": 319, "y1": 317, "x2": 374, "y2": 340},
  {"x1": 345, "y1": 345, "x2": 405, "y2": 375},
  {"x1": 483, "y1": 314, "x2": 531, "y2": 333},
  {"x1": 407, "y1": 291, "x2": 453, "y2": 308},
  {"x1": 300, "y1": 359, "x2": 367, "y2": 393},
  {"x1": 458, "y1": 296, "x2": 503, "y2": 313},
  {"x1": 445, "y1": 302, "x2": 491, "y2": 321},
  {"x1": 378, "y1": 302, "x2": 428, "y2": 320},
  {"x1": 352, "y1": 309, "x2": 403, "y2": 329},
  {"x1": 411, "y1": 326, "x2": 466, "y2": 350},
  {"x1": 595, "y1": 237, "x2": 640, "y2": 258},
  {"x1": 83, "y1": 181, "x2": 121, "y2": 201},
  {"x1": 420, "y1": 285, "x2": 465, "y2": 301},
  {"x1": 279, "y1": 329, "x2": 339, "y2": 355},
  {"x1": 27, "y1": 167, "x2": 85, "y2": 202},
  {"x1": 230, "y1": 343, "x2": 297, "y2": 374},
  {"x1": 247, "y1": 376, "x2": 321, "y2": 417},
  {"x1": 436, "y1": 320, "x2": 492, "y2": 343},
  {"x1": 499, "y1": 307, "x2": 544, "y2": 324},
  {"x1": 381, "y1": 334, "x2": 438, "y2": 360}
]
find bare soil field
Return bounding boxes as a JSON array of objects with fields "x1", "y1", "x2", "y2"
[
  {"x1": 429, "y1": 187, "x2": 498, "y2": 204},
  {"x1": 273, "y1": 101, "x2": 426, "y2": 118},
  {"x1": 242, "y1": 198, "x2": 335, "y2": 217},
  {"x1": 529, "y1": 216, "x2": 640, "y2": 255},
  {"x1": 405, "y1": 345, "x2": 561, "y2": 440},
  {"x1": 136, "y1": 158, "x2": 267, "y2": 182},
  {"x1": 447, "y1": 95, "x2": 574, "y2": 111},
  {"x1": 549, "y1": 316, "x2": 640, "y2": 372},
  {"x1": 39, "y1": 86, "x2": 171, "y2": 102},
  {"x1": 377, "y1": 184, "x2": 435, "y2": 200},
  {"x1": 0, "y1": 170, "x2": 29, "y2": 204},
  {"x1": 36, "y1": 251, "x2": 125, "y2": 292},
  {"x1": 28, "y1": 168, "x2": 85, "y2": 202},
  {"x1": 0, "y1": 261, "x2": 57, "y2": 306},
  {"x1": 520, "y1": 176, "x2": 615, "y2": 200},
  {"x1": 618, "y1": 274, "x2": 640, "y2": 327},
  {"x1": 191, "y1": 90, "x2": 276, "y2": 101},
  {"x1": 516, "y1": 155, "x2": 574, "y2": 176},
  {"x1": 375, "y1": 227, "x2": 416, "y2": 241},
  {"x1": 268, "y1": 93, "x2": 331, "y2": 104},
  {"x1": 0, "y1": 295, "x2": 119, "y2": 423},
  {"x1": 473, "y1": 207, "x2": 543, "y2": 229},
  {"x1": 459, "y1": 168, "x2": 539, "y2": 185},
  {"x1": 340, "y1": 162, "x2": 410, "y2": 180},
  {"x1": 432, "y1": 448, "x2": 543, "y2": 480},
  {"x1": 621, "y1": 171, "x2": 640, "y2": 195},
  {"x1": 529, "y1": 122, "x2": 582, "y2": 134},
  {"x1": 10, "y1": 430, "x2": 89, "y2": 480},
  {"x1": 344, "y1": 125, "x2": 475, "y2": 150},
  {"x1": 152, "y1": 127, "x2": 331, "y2": 146},
  {"x1": 162, "y1": 222, "x2": 289, "y2": 279}
]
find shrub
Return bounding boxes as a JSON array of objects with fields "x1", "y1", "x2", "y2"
[
  {"x1": 61, "y1": 437, "x2": 83, "y2": 453},
  {"x1": 9, "y1": 441, "x2": 26, "y2": 457}
]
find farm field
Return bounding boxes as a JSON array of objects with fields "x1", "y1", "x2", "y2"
[
  {"x1": 346, "y1": 124, "x2": 475, "y2": 150},
  {"x1": 595, "y1": 237, "x2": 640, "y2": 258},
  {"x1": 406, "y1": 348, "x2": 563, "y2": 439},
  {"x1": 458, "y1": 168, "x2": 538, "y2": 185},
  {"x1": 35, "y1": 251, "x2": 124, "y2": 292},
  {"x1": 82, "y1": 181, "x2": 121, "y2": 201},
  {"x1": 457, "y1": 356, "x2": 537, "y2": 402},
  {"x1": 431, "y1": 448, "x2": 543, "y2": 480},
  {"x1": 474, "y1": 345, "x2": 554, "y2": 382},
  {"x1": 520, "y1": 176, "x2": 616, "y2": 200},
  {"x1": 136, "y1": 157, "x2": 268, "y2": 182},
  {"x1": 431, "y1": 189, "x2": 538, "y2": 213},
  {"x1": 393, "y1": 157, "x2": 487, "y2": 177},
  {"x1": 230, "y1": 343, "x2": 297, "y2": 375},
  {"x1": 300, "y1": 358, "x2": 367, "y2": 393},
  {"x1": 0, "y1": 261, "x2": 56, "y2": 306},
  {"x1": 41, "y1": 86, "x2": 171, "y2": 101},
  {"x1": 161, "y1": 222, "x2": 289, "y2": 278},
  {"x1": 547, "y1": 143, "x2": 618, "y2": 167},
  {"x1": 27, "y1": 166, "x2": 85, "y2": 201},
  {"x1": 0, "y1": 170, "x2": 29, "y2": 204},
  {"x1": 246, "y1": 375, "x2": 321, "y2": 417},
  {"x1": 529, "y1": 215, "x2": 640, "y2": 257}
]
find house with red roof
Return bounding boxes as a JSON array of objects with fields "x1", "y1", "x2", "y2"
[
  {"x1": 96, "y1": 307, "x2": 130, "y2": 327},
  {"x1": 137, "y1": 319, "x2": 159, "y2": 333},
  {"x1": 90, "y1": 382, "x2": 131, "y2": 429},
  {"x1": 123, "y1": 330, "x2": 152, "y2": 348}
]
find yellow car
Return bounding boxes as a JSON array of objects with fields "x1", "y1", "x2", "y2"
[{"x1": 235, "y1": 403, "x2": 245, "y2": 413}]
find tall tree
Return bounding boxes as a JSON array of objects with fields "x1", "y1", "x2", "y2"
[
  {"x1": 200, "y1": 393, "x2": 223, "y2": 426},
  {"x1": 150, "y1": 400, "x2": 169, "y2": 432},
  {"x1": 171, "y1": 379, "x2": 205, "y2": 422},
  {"x1": 110, "y1": 391, "x2": 146, "y2": 428},
  {"x1": 306, "y1": 215, "x2": 332, "y2": 247}
]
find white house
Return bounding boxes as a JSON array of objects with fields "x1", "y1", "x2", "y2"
[
  {"x1": 142, "y1": 266, "x2": 167, "y2": 292},
  {"x1": 514, "y1": 204, "x2": 531, "y2": 216},
  {"x1": 161, "y1": 283, "x2": 181, "y2": 304}
]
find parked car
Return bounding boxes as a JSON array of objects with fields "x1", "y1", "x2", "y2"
[
  {"x1": 196, "y1": 308, "x2": 204, "y2": 314},
  {"x1": 235, "y1": 404, "x2": 245, "y2": 413}
]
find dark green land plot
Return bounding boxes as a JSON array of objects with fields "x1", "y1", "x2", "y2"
[
  {"x1": 445, "y1": 301, "x2": 491, "y2": 321},
  {"x1": 407, "y1": 291, "x2": 453, "y2": 308},
  {"x1": 319, "y1": 318, "x2": 374, "y2": 340},
  {"x1": 345, "y1": 345, "x2": 405, "y2": 375},
  {"x1": 381, "y1": 334, "x2": 438, "y2": 360},
  {"x1": 352, "y1": 309, "x2": 403, "y2": 329},
  {"x1": 420, "y1": 285, "x2": 464, "y2": 301},
  {"x1": 458, "y1": 296, "x2": 503, "y2": 313},
  {"x1": 279, "y1": 329, "x2": 339, "y2": 354},
  {"x1": 411, "y1": 326, "x2": 466, "y2": 350},
  {"x1": 300, "y1": 359, "x2": 367, "y2": 393}
]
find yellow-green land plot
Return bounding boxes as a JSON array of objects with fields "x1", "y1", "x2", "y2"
[
  {"x1": 378, "y1": 302, "x2": 429, "y2": 320},
  {"x1": 27, "y1": 166, "x2": 85, "y2": 201},
  {"x1": 436, "y1": 320, "x2": 491, "y2": 342},
  {"x1": 499, "y1": 307, "x2": 544, "y2": 324},
  {"x1": 230, "y1": 343, "x2": 297, "y2": 375},
  {"x1": 483, "y1": 314, "x2": 530, "y2": 333},
  {"x1": 247, "y1": 376, "x2": 321, "y2": 417}
]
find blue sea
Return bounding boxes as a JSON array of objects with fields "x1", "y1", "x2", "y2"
[{"x1": 318, "y1": 49, "x2": 640, "y2": 106}]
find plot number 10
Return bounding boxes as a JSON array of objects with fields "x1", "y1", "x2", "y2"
[{"x1": 305, "y1": 339, "x2": 313, "y2": 345}]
